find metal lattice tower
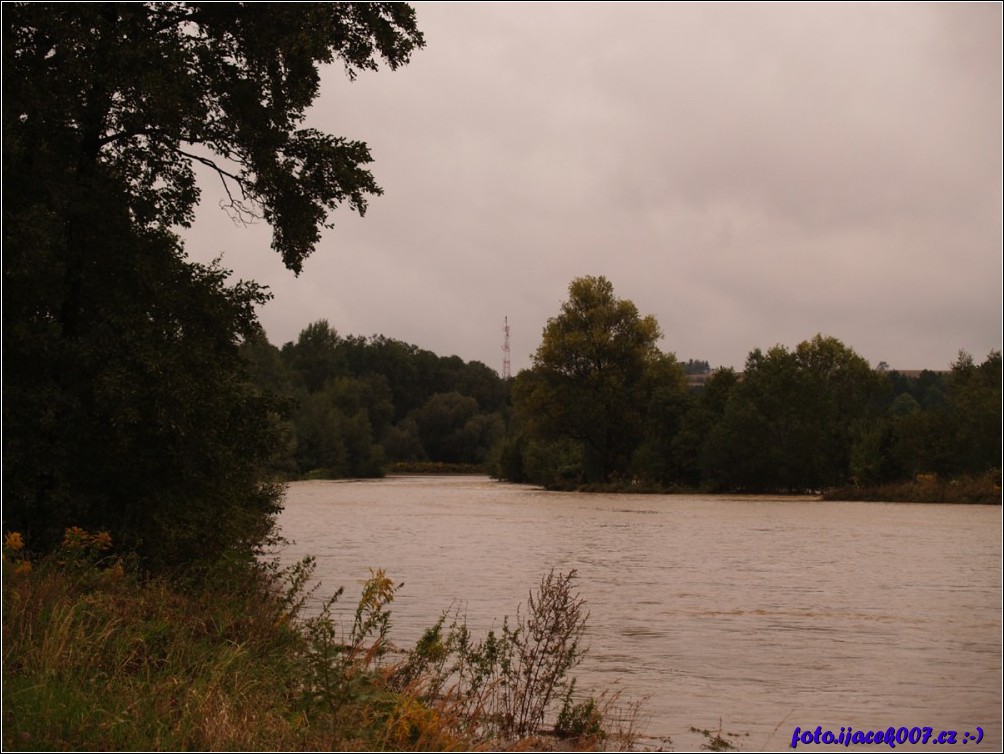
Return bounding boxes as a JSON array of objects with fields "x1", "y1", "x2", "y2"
[{"x1": 502, "y1": 316, "x2": 511, "y2": 380}]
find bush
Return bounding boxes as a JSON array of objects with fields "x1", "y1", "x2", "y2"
[
  {"x1": 555, "y1": 681, "x2": 605, "y2": 742},
  {"x1": 823, "y1": 470, "x2": 1002, "y2": 504},
  {"x1": 389, "y1": 569, "x2": 594, "y2": 741}
]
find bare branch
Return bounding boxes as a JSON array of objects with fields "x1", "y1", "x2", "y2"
[{"x1": 173, "y1": 146, "x2": 262, "y2": 225}]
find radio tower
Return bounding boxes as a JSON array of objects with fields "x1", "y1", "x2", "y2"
[{"x1": 502, "y1": 316, "x2": 512, "y2": 380}]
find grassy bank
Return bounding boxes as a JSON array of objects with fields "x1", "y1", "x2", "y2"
[
  {"x1": 822, "y1": 472, "x2": 1001, "y2": 504},
  {"x1": 2, "y1": 530, "x2": 638, "y2": 751},
  {"x1": 533, "y1": 472, "x2": 1001, "y2": 504}
]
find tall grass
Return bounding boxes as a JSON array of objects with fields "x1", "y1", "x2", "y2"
[
  {"x1": 822, "y1": 471, "x2": 1001, "y2": 504},
  {"x1": 2, "y1": 530, "x2": 639, "y2": 751}
]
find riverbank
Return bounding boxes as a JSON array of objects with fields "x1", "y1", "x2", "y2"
[
  {"x1": 534, "y1": 472, "x2": 1001, "y2": 504},
  {"x1": 2, "y1": 532, "x2": 636, "y2": 751},
  {"x1": 822, "y1": 472, "x2": 1001, "y2": 504},
  {"x1": 389, "y1": 461, "x2": 487, "y2": 474}
]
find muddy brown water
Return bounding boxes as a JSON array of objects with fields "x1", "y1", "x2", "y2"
[{"x1": 275, "y1": 475, "x2": 1001, "y2": 751}]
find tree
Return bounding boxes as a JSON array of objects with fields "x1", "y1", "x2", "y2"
[
  {"x1": 703, "y1": 335, "x2": 885, "y2": 491},
  {"x1": 5, "y1": 3, "x2": 424, "y2": 271},
  {"x1": 283, "y1": 320, "x2": 344, "y2": 394},
  {"x1": 885, "y1": 350, "x2": 1003, "y2": 480},
  {"x1": 947, "y1": 350, "x2": 1002, "y2": 476},
  {"x1": 629, "y1": 353, "x2": 692, "y2": 485},
  {"x1": 3, "y1": 198, "x2": 283, "y2": 570},
  {"x1": 3, "y1": 4, "x2": 424, "y2": 570},
  {"x1": 513, "y1": 276, "x2": 671, "y2": 483},
  {"x1": 682, "y1": 359, "x2": 711, "y2": 375},
  {"x1": 292, "y1": 376, "x2": 392, "y2": 478},
  {"x1": 408, "y1": 392, "x2": 504, "y2": 464},
  {"x1": 672, "y1": 367, "x2": 739, "y2": 486}
]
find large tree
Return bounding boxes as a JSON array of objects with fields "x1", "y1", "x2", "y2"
[
  {"x1": 513, "y1": 276, "x2": 679, "y2": 483},
  {"x1": 4, "y1": 2, "x2": 424, "y2": 270},
  {"x1": 702, "y1": 335, "x2": 885, "y2": 491},
  {"x1": 3, "y1": 3, "x2": 424, "y2": 570}
]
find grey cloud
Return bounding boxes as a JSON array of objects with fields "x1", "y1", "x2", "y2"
[{"x1": 183, "y1": 3, "x2": 1001, "y2": 374}]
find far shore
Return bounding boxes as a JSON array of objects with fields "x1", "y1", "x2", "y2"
[{"x1": 300, "y1": 469, "x2": 1003, "y2": 506}]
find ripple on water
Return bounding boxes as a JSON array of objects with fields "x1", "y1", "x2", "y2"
[{"x1": 277, "y1": 476, "x2": 1002, "y2": 750}]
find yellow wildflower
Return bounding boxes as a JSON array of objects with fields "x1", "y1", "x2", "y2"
[
  {"x1": 5, "y1": 532, "x2": 24, "y2": 552},
  {"x1": 62, "y1": 526, "x2": 88, "y2": 549}
]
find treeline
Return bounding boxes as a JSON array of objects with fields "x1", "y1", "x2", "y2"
[
  {"x1": 241, "y1": 320, "x2": 508, "y2": 478},
  {"x1": 247, "y1": 289, "x2": 1000, "y2": 498},
  {"x1": 489, "y1": 277, "x2": 1001, "y2": 497}
]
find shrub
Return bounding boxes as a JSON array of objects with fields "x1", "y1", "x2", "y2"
[
  {"x1": 390, "y1": 569, "x2": 590, "y2": 740},
  {"x1": 555, "y1": 681, "x2": 605, "y2": 742}
]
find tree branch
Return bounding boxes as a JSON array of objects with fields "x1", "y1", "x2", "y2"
[{"x1": 173, "y1": 146, "x2": 261, "y2": 224}]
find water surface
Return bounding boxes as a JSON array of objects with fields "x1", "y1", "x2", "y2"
[{"x1": 276, "y1": 475, "x2": 1002, "y2": 750}]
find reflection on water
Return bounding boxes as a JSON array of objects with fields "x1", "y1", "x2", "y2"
[{"x1": 276, "y1": 475, "x2": 1002, "y2": 750}]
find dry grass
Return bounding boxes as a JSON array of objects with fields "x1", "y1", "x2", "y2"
[
  {"x1": 823, "y1": 471, "x2": 1001, "y2": 504},
  {"x1": 3, "y1": 534, "x2": 640, "y2": 751}
]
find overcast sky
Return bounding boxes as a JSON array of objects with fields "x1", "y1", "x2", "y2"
[{"x1": 185, "y1": 2, "x2": 1002, "y2": 375}]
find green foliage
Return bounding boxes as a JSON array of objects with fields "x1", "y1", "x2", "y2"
[
  {"x1": 514, "y1": 276, "x2": 681, "y2": 483},
  {"x1": 332, "y1": 334, "x2": 509, "y2": 421},
  {"x1": 293, "y1": 376, "x2": 392, "y2": 478},
  {"x1": 515, "y1": 435, "x2": 585, "y2": 490},
  {"x1": 253, "y1": 321, "x2": 510, "y2": 476},
  {"x1": 489, "y1": 432, "x2": 530, "y2": 483},
  {"x1": 702, "y1": 336, "x2": 885, "y2": 491},
  {"x1": 3, "y1": 196, "x2": 283, "y2": 570},
  {"x1": 555, "y1": 682, "x2": 605, "y2": 743},
  {"x1": 824, "y1": 471, "x2": 1001, "y2": 504},
  {"x1": 499, "y1": 304, "x2": 997, "y2": 496},
  {"x1": 683, "y1": 359, "x2": 711, "y2": 375},
  {"x1": 390, "y1": 569, "x2": 592, "y2": 741},
  {"x1": 383, "y1": 418, "x2": 427, "y2": 463},
  {"x1": 868, "y1": 351, "x2": 1002, "y2": 484},
  {"x1": 947, "y1": 350, "x2": 1002, "y2": 475},
  {"x1": 4, "y1": 3, "x2": 425, "y2": 571},
  {"x1": 3, "y1": 532, "x2": 308, "y2": 751},
  {"x1": 408, "y1": 392, "x2": 504, "y2": 465},
  {"x1": 5, "y1": 2, "x2": 424, "y2": 271},
  {"x1": 4, "y1": 543, "x2": 634, "y2": 750},
  {"x1": 295, "y1": 569, "x2": 399, "y2": 735},
  {"x1": 284, "y1": 320, "x2": 344, "y2": 394},
  {"x1": 673, "y1": 368, "x2": 739, "y2": 488},
  {"x1": 630, "y1": 353, "x2": 692, "y2": 485}
]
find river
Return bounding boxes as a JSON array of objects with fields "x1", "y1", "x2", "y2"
[{"x1": 275, "y1": 475, "x2": 1002, "y2": 751}]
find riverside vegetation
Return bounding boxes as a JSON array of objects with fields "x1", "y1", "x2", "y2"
[
  {"x1": 3, "y1": 3, "x2": 997, "y2": 750},
  {"x1": 3, "y1": 5, "x2": 636, "y2": 750},
  {"x1": 240, "y1": 305, "x2": 1000, "y2": 504},
  {"x1": 2, "y1": 530, "x2": 639, "y2": 751}
]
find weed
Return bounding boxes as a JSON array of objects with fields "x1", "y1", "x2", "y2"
[
  {"x1": 691, "y1": 718, "x2": 747, "y2": 751},
  {"x1": 3, "y1": 533, "x2": 639, "y2": 751},
  {"x1": 555, "y1": 680, "x2": 605, "y2": 743},
  {"x1": 389, "y1": 568, "x2": 594, "y2": 742}
]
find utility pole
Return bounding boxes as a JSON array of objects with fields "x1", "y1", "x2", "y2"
[{"x1": 502, "y1": 316, "x2": 511, "y2": 380}]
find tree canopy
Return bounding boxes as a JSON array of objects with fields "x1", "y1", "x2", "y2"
[
  {"x1": 253, "y1": 321, "x2": 508, "y2": 476},
  {"x1": 700, "y1": 335, "x2": 886, "y2": 491},
  {"x1": 496, "y1": 276, "x2": 998, "y2": 496},
  {"x1": 513, "y1": 276, "x2": 685, "y2": 483},
  {"x1": 3, "y1": 3, "x2": 425, "y2": 571},
  {"x1": 5, "y1": 2, "x2": 424, "y2": 271}
]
